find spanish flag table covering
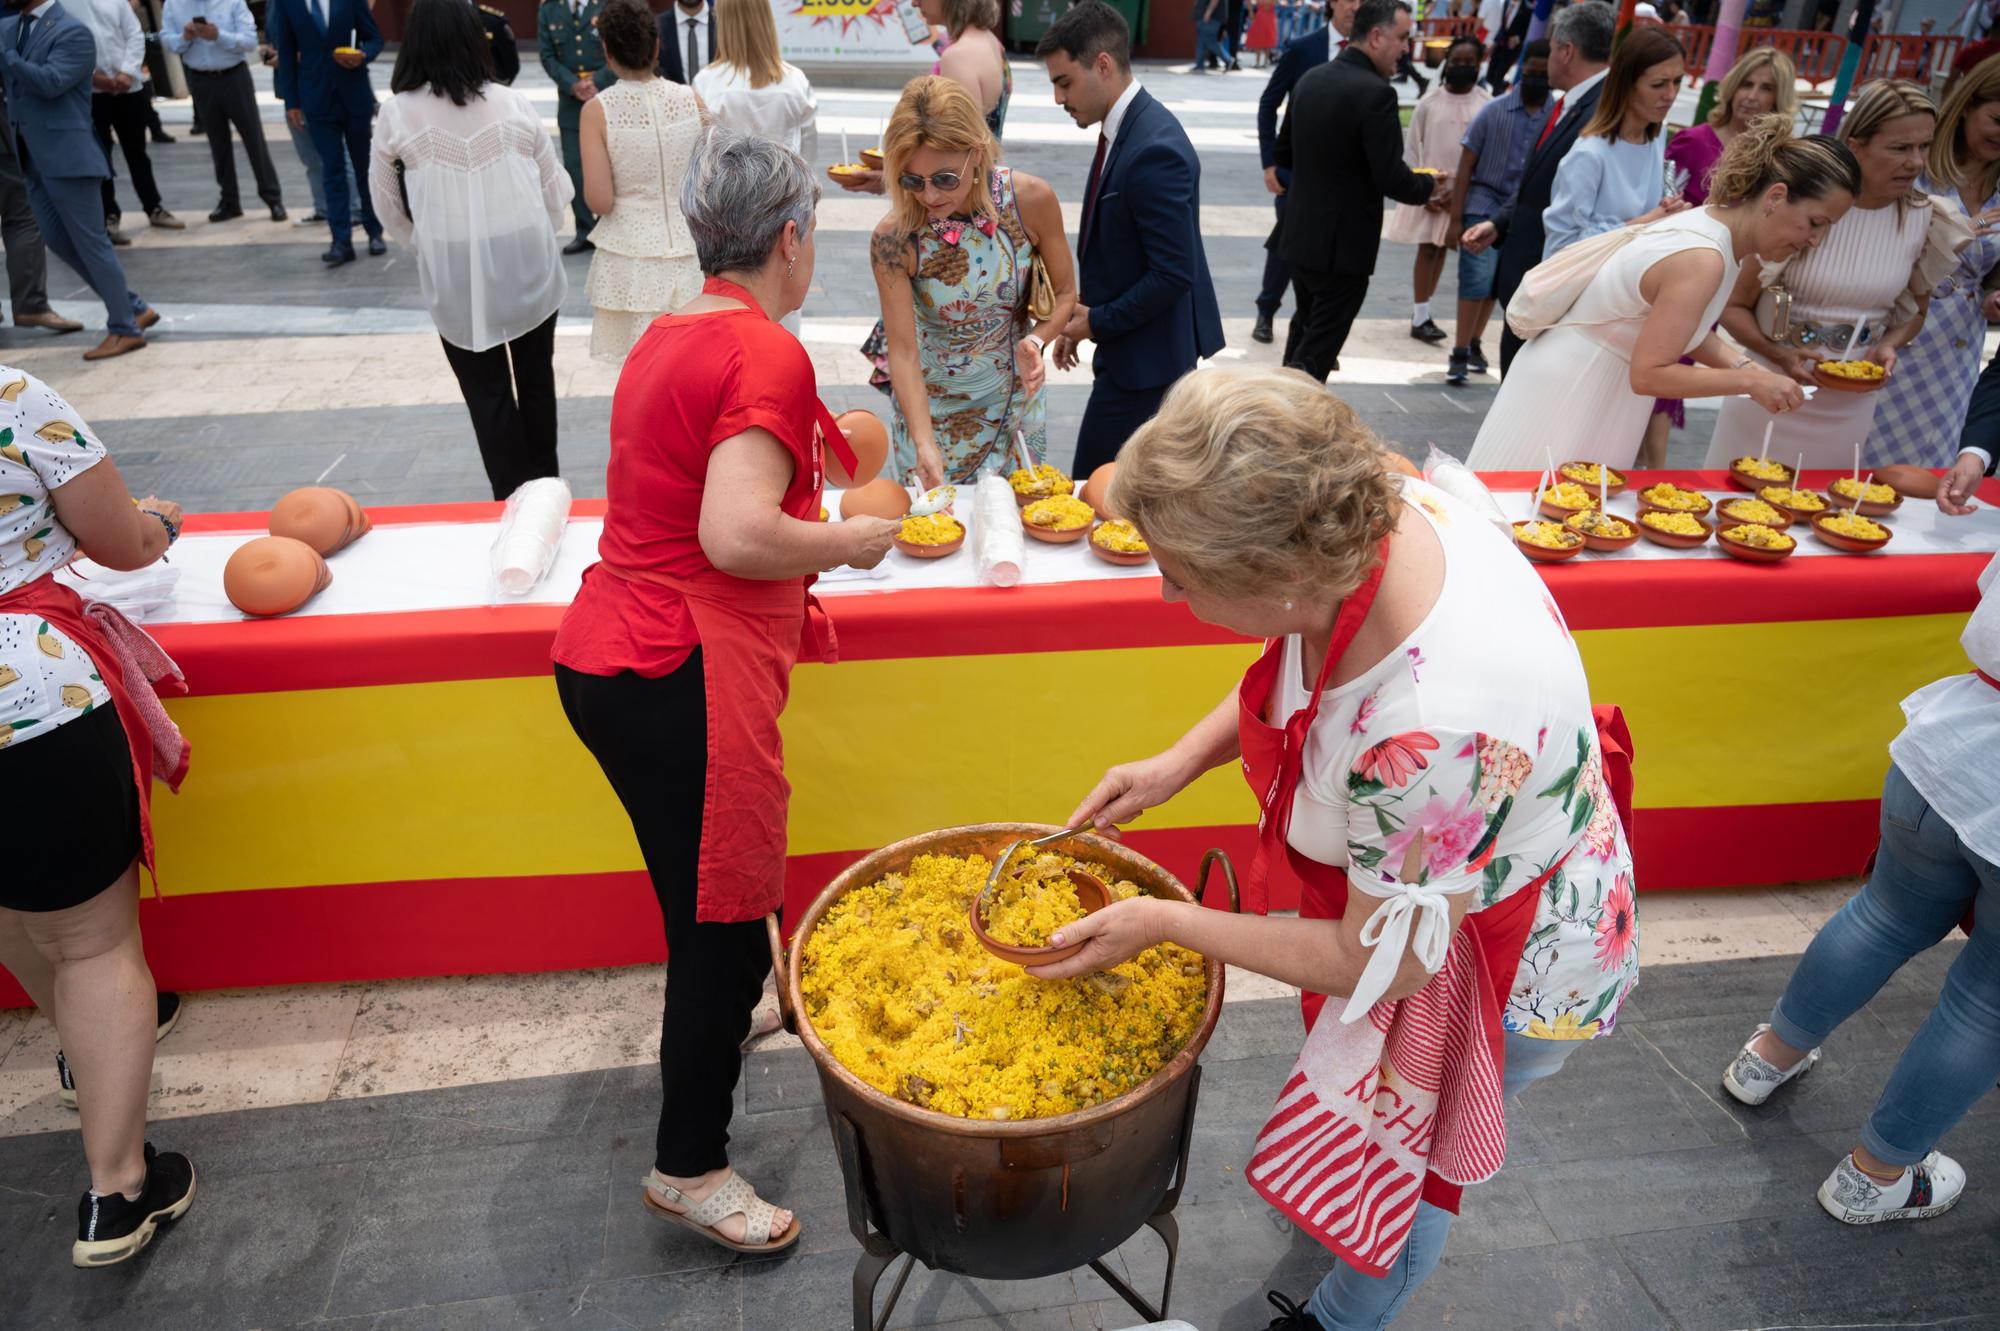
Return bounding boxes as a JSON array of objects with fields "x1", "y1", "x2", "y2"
[{"x1": 4, "y1": 469, "x2": 1993, "y2": 1004}]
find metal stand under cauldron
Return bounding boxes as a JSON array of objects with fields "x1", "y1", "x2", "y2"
[
  {"x1": 769, "y1": 829, "x2": 1239, "y2": 1331},
  {"x1": 832, "y1": 1064, "x2": 1203, "y2": 1331}
]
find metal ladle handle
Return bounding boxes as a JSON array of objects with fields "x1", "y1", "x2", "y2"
[{"x1": 977, "y1": 821, "x2": 1097, "y2": 918}]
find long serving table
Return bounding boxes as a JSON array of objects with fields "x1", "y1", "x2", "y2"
[{"x1": 5, "y1": 469, "x2": 1994, "y2": 1004}]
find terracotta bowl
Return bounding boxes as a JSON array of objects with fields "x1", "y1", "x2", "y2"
[
  {"x1": 1824, "y1": 485, "x2": 1904, "y2": 519},
  {"x1": 222, "y1": 535, "x2": 329, "y2": 617},
  {"x1": 1715, "y1": 498, "x2": 1793, "y2": 531},
  {"x1": 1537, "y1": 494, "x2": 1599, "y2": 522},
  {"x1": 893, "y1": 524, "x2": 966, "y2": 559},
  {"x1": 1727, "y1": 460, "x2": 1795, "y2": 493},
  {"x1": 1512, "y1": 520, "x2": 1585, "y2": 562},
  {"x1": 1813, "y1": 364, "x2": 1886, "y2": 394},
  {"x1": 1758, "y1": 489, "x2": 1829, "y2": 526},
  {"x1": 1557, "y1": 462, "x2": 1627, "y2": 497},
  {"x1": 969, "y1": 866, "x2": 1113, "y2": 967},
  {"x1": 1635, "y1": 487, "x2": 1713, "y2": 518},
  {"x1": 826, "y1": 163, "x2": 872, "y2": 186},
  {"x1": 1810, "y1": 513, "x2": 1894, "y2": 553},
  {"x1": 859, "y1": 147, "x2": 884, "y2": 171},
  {"x1": 1023, "y1": 516, "x2": 1090, "y2": 544},
  {"x1": 1563, "y1": 514, "x2": 1639, "y2": 552},
  {"x1": 1636, "y1": 515, "x2": 1713, "y2": 549},
  {"x1": 1715, "y1": 525, "x2": 1797, "y2": 564},
  {"x1": 1089, "y1": 524, "x2": 1152, "y2": 565},
  {"x1": 1012, "y1": 482, "x2": 1071, "y2": 508}
]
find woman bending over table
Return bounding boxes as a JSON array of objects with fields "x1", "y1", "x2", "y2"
[
  {"x1": 0, "y1": 368, "x2": 194, "y2": 1269},
  {"x1": 551, "y1": 128, "x2": 898, "y2": 1256},
  {"x1": 1042, "y1": 366, "x2": 1640, "y2": 1331}
]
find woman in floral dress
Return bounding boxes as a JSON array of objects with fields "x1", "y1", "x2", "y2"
[
  {"x1": 1867, "y1": 58, "x2": 2000, "y2": 467},
  {"x1": 868, "y1": 77, "x2": 1075, "y2": 486}
]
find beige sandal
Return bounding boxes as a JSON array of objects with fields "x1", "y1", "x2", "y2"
[{"x1": 641, "y1": 1169, "x2": 801, "y2": 1255}]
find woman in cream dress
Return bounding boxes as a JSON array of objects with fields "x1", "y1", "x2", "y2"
[
  {"x1": 1468, "y1": 121, "x2": 1847, "y2": 471},
  {"x1": 581, "y1": 0, "x2": 706, "y2": 364},
  {"x1": 1705, "y1": 82, "x2": 1970, "y2": 468}
]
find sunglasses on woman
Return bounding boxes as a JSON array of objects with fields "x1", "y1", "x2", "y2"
[{"x1": 898, "y1": 151, "x2": 975, "y2": 194}]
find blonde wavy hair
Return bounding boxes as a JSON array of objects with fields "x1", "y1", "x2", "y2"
[
  {"x1": 713, "y1": 0, "x2": 785, "y2": 89},
  {"x1": 1931, "y1": 52, "x2": 2000, "y2": 200},
  {"x1": 1706, "y1": 47, "x2": 1798, "y2": 130},
  {"x1": 1108, "y1": 368, "x2": 1400, "y2": 603},
  {"x1": 1837, "y1": 79, "x2": 1937, "y2": 213},
  {"x1": 884, "y1": 76, "x2": 998, "y2": 235}
]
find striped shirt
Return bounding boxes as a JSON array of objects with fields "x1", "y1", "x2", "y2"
[{"x1": 1460, "y1": 88, "x2": 1553, "y2": 218}]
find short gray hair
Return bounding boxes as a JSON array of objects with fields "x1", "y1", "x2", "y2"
[
  {"x1": 680, "y1": 127, "x2": 820, "y2": 276},
  {"x1": 1551, "y1": 0, "x2": 1615, "y2": 63}
]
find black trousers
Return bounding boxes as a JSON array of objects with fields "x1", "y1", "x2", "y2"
[
  {"x1": 1285, "y1": 266, "x2": 1370, "y2": 384},
  {"x1": 1499, "y1": 323, "x2": 1525, "y2": 376},
  {"x1": 1074, "y1": 375, "x2": 1171, "y2": 477},
  {"x1": 555, "y1": 655, "x2": 773, "y2": 1178},
  {"x1": 1257, "y1": 179, "x2": 1290, "y2": 318},
  {"x1": 439, "y1": 310, "x2": 560, "y2": 500},
  {"x1": 187, "y1": 63, "x2": 284, "y2": 209},
  {"x1": 92, "y1": 88, "x2": 162, "y2": 220},
  {"x1": 0, "y1": 97, "x2": 49, "y2": 317}
]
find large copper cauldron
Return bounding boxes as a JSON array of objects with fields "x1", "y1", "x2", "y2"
[{"x1": 767, "y1": 824, "x2": 1237, "y2": 1331}]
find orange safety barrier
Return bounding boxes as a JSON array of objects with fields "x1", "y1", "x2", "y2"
[
  {"x1": 1746, "y1": 28, "x2": 1849, "y2": 87},
  {"x1": 1857, "y1": 32, "x2": 1963, "y2": 87},
  {"x1": 1418, "y1": 15, "x2": 1479, "y2": 39},
  {"x1": 1666, "y1": 22, "x2": 1716, "y2": 85}
]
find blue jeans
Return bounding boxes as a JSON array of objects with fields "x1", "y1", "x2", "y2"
[
  {"x1": 1306, "y1": 1031, "x2": 1581, "y2": 1330},
  {"x1": 1456, "y1": 211, "x2": 1498, "y2": 302},
  {"x1": 1769, "y1": 762, "x2": 2000, "y2": 1168},
  {"x1": 1195, "y1": 18, "x2": 1232, "y2": 66}
]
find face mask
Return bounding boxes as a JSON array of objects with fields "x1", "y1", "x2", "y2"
[
  {"x1": 1443, "y1": 63, "x2": 1479, "y2": 92},
  {"x1": 1519, "y1": 72, "x2": 1550, "y2": 104}
]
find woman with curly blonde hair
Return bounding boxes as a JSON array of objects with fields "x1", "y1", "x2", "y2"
[
  {"x1": 868, "y1": 76, "x2": 1074, "y2": 486},
  {"x1": 1046, "y1": 364, "x2": 1641, "y2": 1331}
]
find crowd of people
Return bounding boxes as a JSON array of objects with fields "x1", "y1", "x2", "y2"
[{"x1": 0, "y1": 3, "x2": 1998, "y2": 1330}]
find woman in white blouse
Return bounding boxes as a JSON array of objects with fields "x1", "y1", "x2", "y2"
[
  {"x1": 369, "y1": 0, "x2": 573, "y2": 500},
  {"x1": 694, "y1": 0, "x2": 817, "y2": 159}
]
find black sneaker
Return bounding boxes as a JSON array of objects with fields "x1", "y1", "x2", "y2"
[
  {"x1": 1446, "y1": 346, "x2": 1471, "y2": 385},
  {"x1": 1410, "y1": 318, "x2": 1447, "y2": 344},
  {"x1": 73, "y1": 1143, "x2": 195, "y2": 1268},
  {"x1": 1467, "y1": 339, "x2": 1490, "y2": 375},
  {"x1": 1265, "y1": 1289, "x2": 1318, "y2": 1329},
  {"x1": 57, "y1": 1049, "x2": 76, "y2": 1109},
  {"x1": 1253, "y1": 310, "x2": 1274, "y2": 344}
]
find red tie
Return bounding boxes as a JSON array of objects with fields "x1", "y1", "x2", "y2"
[
  {"x1": 1535, "y1": 96, "x2": 1565, "y2": 152},
  {"x1": 1080, "y1": 131, "x2": 1108, "y2": 256}
]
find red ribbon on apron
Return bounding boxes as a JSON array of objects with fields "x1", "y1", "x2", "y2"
[
  {"x1": 0, "y1": 575, "x2": 189, "y2": 889},
  {"x1": 590, "y1": 276, "x2": 851, "y2": 924},
  {"x1": 1231, "y1": 543, "x2": 1548, "y2": 1275}
]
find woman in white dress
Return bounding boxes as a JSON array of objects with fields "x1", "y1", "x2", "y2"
[
  {"x1": 369, "y1": 0, "x2": 572, "y2": 500},
  {"x1": 1468, "y1": 120, "x2": 1850, "y2": 471},
  {"x1": 580, "y1": 0, "x2": 706, "y2": 364},
  {"x1": 694, "y1": 0, "x2": 817, "y2": 158},
  {"x1": 1705, "y1": 81, "x2": 1968, "y2": 469}
]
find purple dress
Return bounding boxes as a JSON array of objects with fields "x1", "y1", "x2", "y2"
[{"x1": 1648, "y1": 124, "x2": 1726, "y2": 429}]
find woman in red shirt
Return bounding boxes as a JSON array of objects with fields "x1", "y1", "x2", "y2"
[{"x1": 552, "y1": 128, "x2": 897, "y2": 1256}]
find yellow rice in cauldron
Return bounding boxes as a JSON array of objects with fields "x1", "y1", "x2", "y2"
[
  {"x1": 800, "y1": 851, "x2": 1206, "y2": 1121},
  {"x1": 982, "y1": 852, "x2": 1095, "y2": 945}
]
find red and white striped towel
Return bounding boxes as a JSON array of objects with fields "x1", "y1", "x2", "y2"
[{"x1": 1245, "y1": 929, "x2": 1508, "y2": 1277}]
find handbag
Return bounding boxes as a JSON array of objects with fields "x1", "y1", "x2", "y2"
[
  {"x1": 1504, "y1": 224, "x2": 1642, "y2": 340},
  {"x1": 1024, "y1": 248, "x2": 1056, "y2": 322}
]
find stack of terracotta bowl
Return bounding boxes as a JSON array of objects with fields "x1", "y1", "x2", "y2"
[{"x1": 223, "y1": 487, "x2": 369, "y2": 618}]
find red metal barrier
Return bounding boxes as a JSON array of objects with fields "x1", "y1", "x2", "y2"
[
  {"x1": 1418, "y1": 15, "x2": 1480, "y2": 39},
  {"x1": 1858, "y1": 32, "x2": 1963, "y2": 86},
  {"x1": 1749, "y1": 28, "x2": 1849, "y2": 88},
  {"x1": 1666, "y1": 22, "x2": 1715, "y2": 85}
]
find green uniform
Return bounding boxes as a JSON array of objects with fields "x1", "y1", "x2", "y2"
[{"x1": 538, "y1": 0, "x2": 612, "y2": 236}]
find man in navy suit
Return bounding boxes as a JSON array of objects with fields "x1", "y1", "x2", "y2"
[
  {"x1": 0, "y1": 0, "x2": 157, "y2": 359},
  {"x1": 1458, "y1": 0, "x2": 1612, "y2": 373},
  {"x1": 266, "y1": 0, "x2": 384, "y2": 265},
  {"x1": 1038, "y1": 1, "x2": 1224, "y2": 478},
  {"x1": 1252, "y1": 0, "x2": 1356, "y2": 345},
  {"x1": 655, "y1": 0, "x2": 713, "y2": 85}
]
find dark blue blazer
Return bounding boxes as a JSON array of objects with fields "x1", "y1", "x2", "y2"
[
  {"x1": 654, "y1": 9, "x2": 715, "y2": 84},
  {"x1": 1256, "y1": 25, "x2": 1330, "y2": 172},
  {"x1": 1078, "y1": 88, "x2": 1225, "y2": 392},
  {"x1": 266, "y1": 0, "x2": 382, "y2": 121},
  {"x1": 0, "y1": 3, "x2": 107, "y2": 180}
]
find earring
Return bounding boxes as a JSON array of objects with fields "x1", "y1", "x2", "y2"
[
  {"x1": 1284, "y1": 599, "x2": 1295, "y2": 611},
  {"x1": 787, "y1": 256, "x2": 796, "y2": 277}
]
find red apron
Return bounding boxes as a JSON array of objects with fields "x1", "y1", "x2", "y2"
[
  {"x1": 1233, "y1": 545, "x2": 1542, "y2": 1246},
  {"x1": 0, "y1": 575, "x2": 189, "y2": 886},
  {"x1": 598, "y1": 276, "x2": 859, "y2": 925}
]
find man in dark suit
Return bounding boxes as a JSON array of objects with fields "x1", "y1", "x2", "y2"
[
  {"x1": 1946, "y1": 357, "x2": 2000, "y2": 514},
  {"x1": 1039, "y1": 1, "x2": 1224, "y2": 478},
  {"x1": 0, "y1": 86, "x2": 80, "y2": 335},
  {"x1": 1272, "y1": 0, "x2": 1440, "y2": 383},
  {"x1": 1459, "y1": 0, "x2": 1613, "y2": 374},
  {"x1": 266, "y1": 0, "x2": 384, "y2": 265},
  {"x1": 0, "y1": 0, "x2": 157, "y2": 359},
  {"x1": 1483, "y1": 0, "x2": 1531, "y2": 90},
  {"x1": 656, "y1": 0, "x2": 713, "y2": 85},
  {"x1": 1251, "y1": 0, "x2": 1357, "y2": 344}
]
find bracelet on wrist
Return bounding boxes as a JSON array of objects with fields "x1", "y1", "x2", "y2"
[
  {"x1": 143, "y1": 508, "x2": 179, "y2": 547},
  {"x1": 1024, "y1": 333, "x2": 1046, "y2": 356}
]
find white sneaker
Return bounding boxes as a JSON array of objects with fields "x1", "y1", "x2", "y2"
[
  {"x1": 1818, "y1": 1151, "x2": 1965, "y2": 1225},
  {"x1": 1722, "y1": 1023, "x2": 1821, "y2": 1105}
]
